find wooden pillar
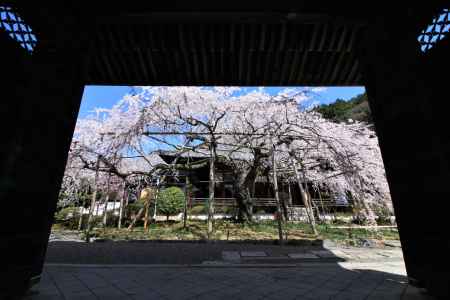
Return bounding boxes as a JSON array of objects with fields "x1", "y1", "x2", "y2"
[
  {"x1": 0, "y1": 10, "x2": 89, "y2": 297},
  {"x1": 358, "y1": 9, "x2": 450, "y2": 297}
]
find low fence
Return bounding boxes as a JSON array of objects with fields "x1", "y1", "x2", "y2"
[
  {"x1": 191, "y1": 197, "x2": 278, "y2": 207},
  {"x1": 191, "y1": 197, "x2": 350, "y2": 208}
]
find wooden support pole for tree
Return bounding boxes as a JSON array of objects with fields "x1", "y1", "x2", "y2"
[
  {"x1": 152, "y1": 178, "x2": 160, "y2": 222},
  {"x1": 85, "y1": 155, "x2": 100, "y2": 241},
  {"x1": 207, "y1": 141, "x2": 216, "y2": 239},
  {"x1": 291, "y1": 157, "x2": 318, "y2": 235},
  {"x1": 144, "y1": 199, "x2": 150, "y2": 230},
  {"x1": 317, "y1": 188, "x2": 326, "y2": 223},
  {"x1": 112, "y1": 194, "x2": 117, "y2": 216},
  {"x1": 272, "y1": 144, "x2": 284, "y2": 245},
  {"x1": 144, "y1": 186, "x2": 156, "y2": 230},
  {"x1": 183, "y1": 174, "x2": 190, "y2": 229},
  {"x1": 128, "y1": 178, "x2": 145, "y2": 231},
  {"x1": 95, "y1": 199, "x2": 100, "y2": 217},
  {"x1": 77, "y1": 188, "x2": 86, "y2": 231},
  {"x1": 280, "y1": 182, "x2": 289, "y2": 221},
  {"x1": 128, "y1": 207, "x2": 145, "y2": 231},
  {"x1": 102, "y1": 173, "x2": 112, "y2": 228},
  {"x1": 288, "y1": 184, "x2": 293, "y2": 206},
  {"x1": 118, "y1": 181, "x2": 126, "y2": 229}
]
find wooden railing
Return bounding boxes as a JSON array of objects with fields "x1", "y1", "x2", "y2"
[
  {"x1": 191, "y1": 197, "x2": 279, "y2": 207},
  {"x1": 311, "y1": 198, "x2": 351, "y2": 207},
  {"x1": 190, "y1": 197, "x2": 351, "y2": 208},
  {"x1": 191, "y1": 198, "x2": 235, "y2": 207}
]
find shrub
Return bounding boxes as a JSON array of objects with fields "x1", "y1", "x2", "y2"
[
  {"x1": 157, "y1": 187, "x2": 185, "y2": 220},
  {"x1": 55, "y1": 206, "x2": 78, "y2": 221},
  {"x1": 126, "y1": 201, "x2": 144, "y2": 216},
  {"x1": 367, "y1": 203, "x2": 394, "y2": 225},
  {"x1": 189, "y1": 204, "x2": 207, "y2": 215},
  {"x1": 88, "y1": 215, "x2": 103, "y2": 229},
  {"x1": 54, "y1": 207, "x2": 81, "y2": 229},
  {"x1": 222, "y1": 205, "x2": 236, "y2": 215}
]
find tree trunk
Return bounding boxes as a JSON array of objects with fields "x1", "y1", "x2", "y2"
[
  {"x1": 118, "y1": 183, "x2": 126, "y2": 229},
  {"x1": 85, "y1": 156, "x2": 100, "y2": 241},
  {"x1": 234, "y1": 183, "x2": 254, "y2": 222},
  {"x1": 207, "y1": 143, "x2": 215, "y2": 239},
  {"x1": 233, "y1": 149, "x2": 267, "y2": 222},
  {"x1": 102, "y1": 174, "x2": 112, "y2": 228},
  {"x1": 291, "y1": 157, "x2": 318, "y2": 235},
  {"x1": 352, "y1": 177, "x2": 377, "y2": 226},
  {"x1": 272, "y1": 145, "x2": 284, "y2": 245},
  {"x1": 77, "y1": 189, "x2": 85, "y2": 231}
]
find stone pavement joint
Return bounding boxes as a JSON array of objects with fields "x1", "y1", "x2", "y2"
[
  {"x1": 288, "y1": 253, "x2": 319, "y2": 259},
  {"x1": 222, "y1": 251, "x2": 241, "y2": 261},
  {"x1": 240, "y1": 251, "x2": 267, "y2": 257}
]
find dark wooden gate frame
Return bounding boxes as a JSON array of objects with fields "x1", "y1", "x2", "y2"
[{"x1": 1, "y1": 3, "x2": 449, "y2": 298}]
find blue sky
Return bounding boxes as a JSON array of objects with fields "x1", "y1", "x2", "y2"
[{"x1": 78, "y1": 86, "x2": 365, "y2": 119}]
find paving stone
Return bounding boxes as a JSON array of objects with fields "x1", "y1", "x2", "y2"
[
  {"x1": 333, "y1": 291, "x2": 371, "y2": 300},
  {"x1": 30, "y1": 257, "x2": 409, "y2": 300},
  {"x1": 131, "y1": 293, "x2": 166, "y2": 300},
  {"x1": 264, "y1": 288, "x2": 301, "y2": 300},
  {"x1": 304, "y1": 290, "x2": 339, "y2": 299},
  {"x1": 366, "y1": 291, "x2": 402, "y2": 300},
  {"x1": 310, "y1": 250, "x2": 338, "y2": 258},
  {"x1": 26, "y1": 294, "x2": 63, "y2": 300},
  {"x1": 63, "y1": 290, "x2": 97, "y2": 300},
  {"x1": 330, "y1": 250, "x2": 352, "y2": 258},
  {"x1": 193, "y1": 289, "x2": 239, "y2": 300},
  {"x1": 287, "y1": 253, "x2": 319, "y2": 259},
  {"x1": 222, "y1": 251, "x2": 241, "y2": 261},
  {"x1": 92, "y1": 286, "x2": 129, "y2": 299},
  {"x1": 323, "y1": 239, "x2": 337, "y2": 249},
  {"x1": 376, "y1": 251, "x2": 394, "y2": 258},
  {"x1": 240, "y1": 251, "x2": 267, "y2": 257},
  {"x1": 384, "y1": 240, "x2": 402, "y2": 248},
  {"x1": 55, "y1": 282, "x2": 87, "y2": 294}
]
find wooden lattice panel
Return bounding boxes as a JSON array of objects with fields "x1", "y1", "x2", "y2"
[
  {"x1": 0, "y1": 5, "x2": 36, "y2": 52},
  {"x1": 418, "y1": 8, "x2": 449, "y2": 52}
]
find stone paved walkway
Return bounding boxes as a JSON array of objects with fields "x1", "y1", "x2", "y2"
[
  {"x1": 26, "y1": 261, "x2": 434, "y2": 299},
  {"x1": 23, "y1": 240, "x2": 437, "y2": 299}
]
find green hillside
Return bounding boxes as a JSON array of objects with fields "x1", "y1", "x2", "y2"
[{"x1": 315, "y1": 93, "x2": 373, "y2": 124}]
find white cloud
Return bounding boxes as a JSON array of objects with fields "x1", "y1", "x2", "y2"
[{"x1": 311, "y1": 87, "x2": 327, "y2": 93}]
